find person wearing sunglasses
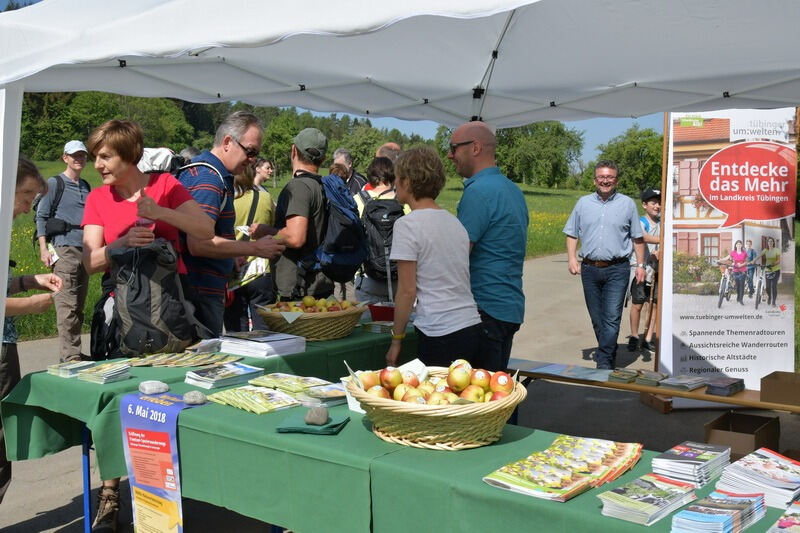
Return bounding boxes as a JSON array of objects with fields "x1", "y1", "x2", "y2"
[
  {"x1": 176, "y1": 111, "x2": 285, "y2": 336},
  {"x1": 449, "y1": 121, "x2": 528, "y2": 372}
]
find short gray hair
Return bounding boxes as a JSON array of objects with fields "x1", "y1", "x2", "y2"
[
  {"x1": 214, "y1": 111, "x2": 263, "y2": 146},
  {"x1": 332, "y1": 147, "x2": 353, "y2": 166}
]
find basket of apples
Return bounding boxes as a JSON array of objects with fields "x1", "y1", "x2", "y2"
[
  {"x1": 345, "y1": 359, "x2": 527, "y2": 450},
  {"x1": 257, "y1": 297, "x2": 365, "y2": 340}
]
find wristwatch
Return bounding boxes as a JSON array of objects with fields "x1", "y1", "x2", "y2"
[{"x1": 636, "y1": 263, "x2": 645, "y2": 268}]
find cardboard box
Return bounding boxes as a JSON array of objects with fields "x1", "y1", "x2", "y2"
[
  {"x1": 760, "y1": 371, "x2": 800, "y2": 406},
  {"x1": 704, "y1": 411, "x2": 780, "y2": 460}
]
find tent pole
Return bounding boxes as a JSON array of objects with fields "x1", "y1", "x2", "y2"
[{"x1": 0, "y1": 83, "x2": 24, "y2": 331}]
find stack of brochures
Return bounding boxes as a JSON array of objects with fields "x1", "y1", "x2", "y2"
[
  {"x1": 249, "y1": 373, "x2": 331, "y2": 393},
  {"x1": 219, "y1": 330, "x2": 306, "y2": 359},
  {"x1": 652, "y1": 441, "x2": 730, "y2": 488},
  {"x1": 129, "y1": 352, "x2": 242, "y2": 367},
  {"x1": 704, "y1": 376, "x2": 745, "y2": 397},
  {"x1": 767, "y1": 500, "x2": 800, "y2": 532},
  {"x1": 47, "y1": 360, "x2": 95, "y2": 378},
  {"x1": 597, "y1": 473, "x2": 696, "y2": 525},
  {"x1": 659, "y1": 375, "x2": 706, "y2": 391},
  {"x1": 208, "y1": 385, "x2": 299, "y2": 414},
  {"x1": 297, "y1": 383, "x2": 348, "y2": 407},
  {"x1": 76, "y1": 361, "x2": 131, "y2": 384},
  {"x1": 635, "y1": 370, "x2": 667, "y2": 386},
  {"x1": 483, "y1": 434, "x2": 642, "y2": 502},
  {"x1": 184, "y1": 362, "x2": 264, "y2": 389},
  {"x1": 671, "y1": 490, "x2": 765, "y2": 533},
  {"x1": 609, "y1": 369, "x2": 639, "y2": 383},
  {"x1": 716, "y1": 448, "x2": 800, "y2": 508}
]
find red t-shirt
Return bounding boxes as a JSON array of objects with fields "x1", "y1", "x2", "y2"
[{"x1": 82, "y1": 172, "x2": 194, "y2": 273}]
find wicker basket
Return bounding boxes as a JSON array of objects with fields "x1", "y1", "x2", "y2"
[
  {"x1": 346, "y1": 367, "x2": 527, "y2": 450},
  {"x1": 256, "y1": 304, "x2": 365, "y2": 341}
]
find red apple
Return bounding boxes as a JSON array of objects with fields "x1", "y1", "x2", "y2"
[
  {"x1": 447, "y1": 366, "x2": 472, "y2": 393},
  {"x1": 449, "y1": 359, "x2": 472, "y2": 373},
  {"x1": 470, "y1": 369, "x2": 491, "y2": 392},
  {"x1": 366, "y1": 385, "x2": 390, "y2": 399},
  {"x1": 444, "y1": 392, "x2": 460, "y2": 403},
  {"x1": 405, "y1": 395, "x2": 427, "y2": 405},
  {"x1": 380, "y1": 367, "x2": 403, "y2": 392},
  {"x1": 418, "y1": 381, "x2": 435, "y2": 395},
  {"x1": 489, "y1": 371, "x2": 514, "y2": 394},
  {"x1": 392, "y1": 383, "x2": 411, "y2": 402},
  {"x1": 402, "y1": 371, "x2": 420, "y2": 388},
  {"x1": 459, "y1": 384, "x2": 485, "y2": 402},
  {"x1": 489, "y1": 390, "x2": 510, "y2": 401},
  {"x1": 401, "y1": 388, "x2": 424, "y2": 402},
  {"x1": 434, "y1": 383, "x2": 452, "y2": 394},
  {"x1": 359, "y1": 371, "x2": 380, "y2": 390}
]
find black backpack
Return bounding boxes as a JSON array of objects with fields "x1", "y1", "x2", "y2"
[
  {"x1": 358, "y1": 190, "x2": 404, "y2": 280},
  {"x1": 32, "y1": 174, "x2": 91, "y2": 244},
  {"x1": 106, "y1": 239, "x2": 210, "y2": 356}
]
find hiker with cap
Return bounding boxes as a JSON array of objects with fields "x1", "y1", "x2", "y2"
[
  {"x1": 177, "y1": 111, "x2": 286, "y2": 336},
  {"x1": 35, "y1": 140, "x2": 91, "y2": 362},
  {"x1": 251, "y1": 128, "x2": 334, "y2": 300},
  {"x1": 564, "y1": 160, "x2": 645, "y2": 369},
  {"x1": 332, "y1": 147, "x2": 367, "y2": 196},
  {"x1": 626, "y1": 188, "x2": 661, "y2": 354}
]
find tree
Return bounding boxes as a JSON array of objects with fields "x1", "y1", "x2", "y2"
[
  {"x1": 338, "y1": 124, "x2": 385, "y2": 171},
  {"x1": 496, "y1": 121, "x2": 583, "y2": 186},
  {"x1": 262, "y1": 110, "x2": 299, "y2": 171},
  {"x1": 582, "y1": 125, "x2": 663, "y2": 194}
]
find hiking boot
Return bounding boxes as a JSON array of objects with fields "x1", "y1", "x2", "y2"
[
  {"x1": 627, "y1": 336, "x2": 639, "y2": 352},
  {"x1": 92, "y1": 486, "x2": 120, "y2": 532}
]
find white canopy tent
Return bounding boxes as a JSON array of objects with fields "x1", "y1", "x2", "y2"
[{"x1": 1, "y1": 0, "x2": 799, "y2": 324}]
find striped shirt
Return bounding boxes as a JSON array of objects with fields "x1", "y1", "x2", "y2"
[{"x1": 177, "y1": 151, "x2": 235, "y2": 296}]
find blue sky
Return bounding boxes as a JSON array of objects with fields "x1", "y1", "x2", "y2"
[{"x1": 369, "y1": 113, "x2": 665, "y2": 163}]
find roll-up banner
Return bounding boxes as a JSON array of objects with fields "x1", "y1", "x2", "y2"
[{"x1": 661, "y1": 108, "x2": 796, "y2": 401}]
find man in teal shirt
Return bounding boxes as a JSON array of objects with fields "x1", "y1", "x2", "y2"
[{"x1": 451, "y1": 121, "x2": 529, "y2": 371}]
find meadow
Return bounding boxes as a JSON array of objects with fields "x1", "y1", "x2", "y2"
[{"x1": 10, "y1": 163, "x2": 578, "y2": 340}]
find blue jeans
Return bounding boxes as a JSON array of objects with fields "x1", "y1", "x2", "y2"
[
  {"x1": 746, "y1": 268, "x2": 755, "y2": 296},
  {"x1": 580, "y1": 261, "x2": 629, "y2": 369}
]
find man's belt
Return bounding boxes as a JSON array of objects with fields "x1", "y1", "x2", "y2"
[{"x1": 582, "y1": 257, "x2": 628, "y2": 268}]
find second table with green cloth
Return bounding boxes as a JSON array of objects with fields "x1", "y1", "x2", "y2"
[{"x1": 1, "y1": 328, "x2": 417, "y2": 480}]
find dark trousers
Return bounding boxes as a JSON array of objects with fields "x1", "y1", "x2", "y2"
[
  {"x1": 766, "y1": 270, "x2": 780, "y2": 304},
  {"x1": 0, "y1": 343, "x2": 21, "y2": 504},
  {"x1": 580, "y1": 261, "x2": 629, "y2": 369},
  {"x1": 475, "y1": 310, "x2": 521, "y2": 371},
  {"x1": 416, "y1": 323, "x2": 481, "y2": 368},
  {"x1": 745, "y1": 268, "x2": 755, "y2": 296},
  {"x1": 182, "y1": 280, "x2": 225, "y2": 338},
  {"x1": 733, "y1": 271, "x2": 745, "y2": 303},
  {"x1": 223, "y1": 275, "x2": 276, "y2": 332}
]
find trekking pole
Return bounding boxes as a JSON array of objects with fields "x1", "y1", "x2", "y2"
[{"x1": 384, "y1": 243, "x2": 394, "y2": 304}]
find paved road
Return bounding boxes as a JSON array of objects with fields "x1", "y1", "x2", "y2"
[{"x1": 1, "y1": 254, "x2": 797, "y2": 532}]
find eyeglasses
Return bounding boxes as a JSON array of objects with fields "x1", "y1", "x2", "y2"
[
  {"x1": 235, "y1": 139, "x2": 259, "y2": 159},
  {"x1": 448, "y1": 140, "x2": 474, "y2": 154}
]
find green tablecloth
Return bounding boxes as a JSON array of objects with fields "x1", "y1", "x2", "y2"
[
  {"x1": 369, "y1": 426, "x2": 783, "y2": 532},
  {"x1": 1, "y1": 328, "x2": 417, "y2": 479}
]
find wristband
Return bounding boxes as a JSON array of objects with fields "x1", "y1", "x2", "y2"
[{"x1": 391, "y1": 331, "x2": 406, "y2": 341}]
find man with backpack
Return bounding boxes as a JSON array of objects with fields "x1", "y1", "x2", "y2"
[
  {"x1": 35, "y1": 140, "x2": 91, "y2": 362},
  {"x1": 450, "y1": 121, "x2": 529, "y2": 372},
  {"x1": 252, "y1": 128, "x2": 367, "y2": 300},
  {"x1": 177, "y1": 111, "x2": 285, "y2": 336}
]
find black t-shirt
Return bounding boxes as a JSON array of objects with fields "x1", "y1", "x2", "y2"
[{"x1": 271, "y1": 171, "x2": 333, "y2": 298}]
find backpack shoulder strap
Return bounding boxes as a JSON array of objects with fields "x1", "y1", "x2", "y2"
[
  {"x1": 640, "y1": 215, "x2": 650, "y2": 233},
  {"x1": 177, "y1": 161, "x2": 228, "y2": 211},
  {"x1": 245, "y1": 189, "x2": 260, "y2": 228},
  {"x1": 80, "y1": 178, "x2": 92, "y2": 192},
  {"x1": 49, "y1": 175, "x2": 66, "y2": 219}
]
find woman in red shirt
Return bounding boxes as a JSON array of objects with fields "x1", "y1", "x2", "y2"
[
  {"x1": 82, "y1": 120, "x2": 213, "y2": 274},
  {"x1": 80, "y1": 120, "x2": 213, "y2": 532}
]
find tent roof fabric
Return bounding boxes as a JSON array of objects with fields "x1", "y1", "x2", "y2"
[{"x1": 1, "y1": 0, "x2": 799, "y2": 127}]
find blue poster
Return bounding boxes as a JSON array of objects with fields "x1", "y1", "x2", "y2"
[{"x1": 120, "y1": 392, "x2": 198, "y2": 533}]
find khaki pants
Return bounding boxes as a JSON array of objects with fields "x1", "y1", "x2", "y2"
[{"x1": 53, "y1": 246, "x2": 89, "y2": 361}]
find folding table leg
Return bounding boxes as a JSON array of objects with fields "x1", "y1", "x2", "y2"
[{"x1": 82, "y1": 425, "x2": 92, "y2": 533}]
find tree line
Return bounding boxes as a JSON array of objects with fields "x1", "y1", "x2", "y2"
[{"x1": 20, "y1": 90, "x2": 663, "y2": 193}]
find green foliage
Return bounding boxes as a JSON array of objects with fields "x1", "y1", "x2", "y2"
[
  {"x1": 673, "y1": 252, "x2": 716, "y2": 283},
  {"x1": 336, "y1": 124, "x2": 385, "y2": 170},
  {"x1": 496, "y1": 121, "x2": 584, "y2": 187},
  {"x1": 582, "y1": 125, "x2": 663, "y2": 194}
]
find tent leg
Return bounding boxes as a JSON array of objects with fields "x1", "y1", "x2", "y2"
[{"x1": 82, "y1": 425, "x2": 92, "y2": 533}]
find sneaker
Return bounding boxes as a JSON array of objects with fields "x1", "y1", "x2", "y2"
[
  {"x1": 640, "y1": 339, "x2": 653, "y2": 352},
  {"x1": 627, "y1": 336, "x2": 639, "y2": 352},
  {"x1": 92, "y1": 486, "x2": 120, "y2": 532}
]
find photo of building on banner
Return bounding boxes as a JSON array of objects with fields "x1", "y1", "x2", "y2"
[{"x1": 661, "y1": 108, "x2": 796, "y2": 392}]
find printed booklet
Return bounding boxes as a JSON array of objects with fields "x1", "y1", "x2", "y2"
[
  {"x1": 651, "y1": 441, "x2": 730, "y2": 487},
  {"x1": 207, "y1": 385, "x2": 300, "y2": 414},
  {"x1": 184, "y1": 362, "x2": 264, "y2": 389},
  {"x1": 220, "y1": 330, "x2": 306, "y2": 358},
  {"x1": 767, "y1": 500, "x2": 800, "y2": 532},
  {"x1": 671, "y1": 490, "x2": 765, "y2": 533},
  {"x1": 597, "y1": 473, "x2": 696, "y2": 526},
  {"x1": 717, "y1": 448, "x2": 800, "y2": 508}
]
